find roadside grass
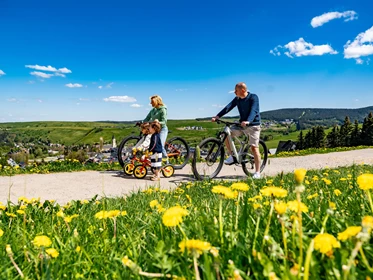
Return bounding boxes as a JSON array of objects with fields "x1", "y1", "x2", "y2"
[{"x1": 1, "y1": 165, "x2": 373, "y2": 279}]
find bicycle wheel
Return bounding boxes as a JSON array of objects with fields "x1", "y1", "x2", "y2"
[
  {"x1": 117, "y1": 136, "x2": 140, "y2": 167},
  {"x1": 162, "y1": 165, "x2": 175, "y2": 178},
  {"x1": 165, "y1": 137, "x2": 190, "y2": 170},
  {"x1": 123, "y1": 162, "x2": 135, "y2": 176},
  {"x1": 192, "y1": 138, "x2": 225, "y2": 181},
  {"x1": 241, "y1": 139, "x2": 268, "y2": 176},
  {"x1": 133, "y1": 165, "x2": 147, "y2": 179}
]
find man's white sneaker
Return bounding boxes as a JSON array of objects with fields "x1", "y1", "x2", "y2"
[
  {"x1": 224, "y1": 155, "x2": 234, "y2": 165},
  {"x1": 252, "y1": 172, "x2": 261, "y2": 179}
]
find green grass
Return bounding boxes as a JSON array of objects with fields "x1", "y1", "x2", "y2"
[{"x1": 1, "y1": 165, "x2": 373, "y2": 279}]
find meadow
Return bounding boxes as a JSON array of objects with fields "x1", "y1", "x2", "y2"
[{"x1": 1, "y1": 164, "x2": 373, "y2": 279}]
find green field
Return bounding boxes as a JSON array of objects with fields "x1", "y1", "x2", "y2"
[{"x1": 0, "y1": 120, "x2": 300, "y2": 149}]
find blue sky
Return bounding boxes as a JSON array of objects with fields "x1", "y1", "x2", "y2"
[{"x1": 0, "y1": 0, "x2": 373, "y2": 122}]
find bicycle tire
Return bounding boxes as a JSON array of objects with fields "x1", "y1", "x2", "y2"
[
  {"x1": 123, "y1": 162, "x2": 135, "y2": 176},
  {"x1": 192, "y1": 137, "x2": 225, "y2": 181},
  {"x1": 165, "y1": 136, "x2": 190, "y2": 170},
  {"x1": 133, "y1": 165, "x2": 147, "y2": 179},
  {"x1": 241, "y1": 139, "x2": 268, "y2": 176},
  {"x1": 162, "y1": 165, "x2": 175, "y2": 178},
  {"x1": 117, "y1": 135, "x2": 141, "y2": 167}
]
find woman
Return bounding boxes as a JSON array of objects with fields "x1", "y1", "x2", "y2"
[{"x1": 143, "y1": 95, "x2": 168, "y2": 160}]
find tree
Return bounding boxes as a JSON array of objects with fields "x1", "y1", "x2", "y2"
[
  {"x1": 350, "y1": 120, "x2": 360, "y2": 146},
  {"x1": 340, "y1": 116, "x2": 353, "y2": 147},
  {"x1": 315, "y1": 126, "x2": 326, "y2": 148},
  {"x1": 327, "y1": 125, "x2": 339, "y2": 148},
  {"x1": 304, "y1": 130, "x2": 312, "y2": 149},
  {"x1": 297, "y1": 130, "x2": 304, "y2": 150}
]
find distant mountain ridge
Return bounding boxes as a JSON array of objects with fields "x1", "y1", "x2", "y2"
[{"x1": 261, "y1": 106, "x2": 373, "y2": 122}]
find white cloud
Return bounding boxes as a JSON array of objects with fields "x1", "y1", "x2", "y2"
[
  {"x1": 212, "y1": 104, "x2": 224, "y2": 108},
  {"x1": 79, "y1": 98, "x2": 90, "y2": 101},
  {"x1": 7, "y1": 98, "x2": 18, "y2": 102},
  {"x1": 175, "y1": 88, "x2": 188, "y2": 92},
  {"x1": 106, "y1": 82, "x2": 114, "y2": 89},
  {"x1": 65, "y1": 83, "x2": 83, "y2": 88},
  {"x1": 103, "y1": 96, "x2": 137, "y2": 103},
  {"x1": 37, "y1": 99, "x2": 43, "y2": 103},
  {"x1": 98, "y1": 86, "x2": 103, "y2": 89},
  {"x1": 311, "y1": 11, "x2": 357, "y2": 28},
  {"x1": 25, "y1": 65, "x2": 72, "y2": 73},
  {"x1": 270, "y1": 38, "x2": 338, "y2": 58},
  {"x1": 27, "y1": 80, "x2": 35, "y2": 84},
  {"x1": 54, "y1": 73, "x2": 66, "y2": 77},
  {"x1": 344, "y1": 26, "x2": 373, "y2": 63},
  {"x1": 131, "y1": 104, "x2": 142, "y2": 108},
  {"x1": 30, "y1": 71, "x2": 54, "y2": 79},
  {"x1": 0, "y1": 70, "x2": 5, "y2": 76}
]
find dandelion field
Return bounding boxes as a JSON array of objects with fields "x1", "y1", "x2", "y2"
[{"x1": 1, "y1": 165, "x2": 373, "y2": 279}]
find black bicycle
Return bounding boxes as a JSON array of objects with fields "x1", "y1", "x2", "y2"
[
  {"x1": 117, "y1": 123, "x2": 190, "y2": 170},
  {"x1": 192, "y1": 119, "x2": 268, "y2": 180}
]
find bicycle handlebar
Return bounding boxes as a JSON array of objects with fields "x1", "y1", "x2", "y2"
[{"x1": 215, "y1": 119, "x2": 241, "y2": 126}]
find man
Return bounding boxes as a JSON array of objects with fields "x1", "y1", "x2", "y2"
[{"x1": 212, "y1": 82, "x2": 262, "y2": 179}]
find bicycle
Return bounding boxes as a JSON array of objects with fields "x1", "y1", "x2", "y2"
[
  {"x1": 191, "y1": 119, "x2": 268, "y2": 180},
  {"x1": 117, "y1": 122, "x2": 190, "y2": 170}
]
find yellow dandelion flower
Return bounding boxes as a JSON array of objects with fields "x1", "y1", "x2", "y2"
[
  {"x1": 338, "y1": 226, "x2": 362, "y2": 241},
  {"x1": 294, "y1": 168, "x2": 307, "y2": 184},
  {"x1": 334, "y1": 189, "x2": 342, "y2": 196},
  {"x1": 16, "y1": 210, "x2": 25, "y2": 215},
  {"x1": 260, "y1": 186, "x2": 288, "y2": 198},
  {"x1": 64, "y1": 214, "x2": 79, "y2": 223},
  {"x1": 81, "y1": 200, "x2": 89, "y2": 204},
  {"x1": 248, "y1": 195, "x2": 262, "y2": 202},
  {"x1": 274, "y1": 202, "x2": 287, "y2": 215},
  {"x1": 362, "y1": 216, "x2": 373, "y2": 229},
  {"x1": 150, "y1": 200, "x2": 159, "y2": 208},
  {"x1": 230, "y1": 182, "x2": 249, "y2": 192},
  {"x1": 305, "y1": 180, "x2": 310, "y2": 185},
  {"x1": 253, "y1": 203, "x2": 261, "y2": 209},
  {"x1": 33, "y1": 235, "x2": 52, "y2": 247},
  {"x1": 340, "y1": 178, "x2": 347, "y2": 181},
  {"x1": 287, "y1": 200, "x2": 308, "y2": 213},
  {"x1": 121, "y1": 211, "x2": 127, "y2": 216},
  {"x1": 0, "y1": 229, "x2": 4, "y2": 237},
  {"x1": 157, "y1": 205, "x2": 166, "y2": 213},
  {"x1": 94, "y1": 210, "x2": 121, "y2": 219},
  {"x1": 57, "y1": 210, "x2": 64, "y2": 218},
  {"x1": 19, "y1": 205, "x2": 26, "y2": 210},
  {"x1": 210, "y1": 247, "x2": 219, "y2": 257},
  {"x1": 6, "y1": 212, "x2": 16, "y2": 218},
  {"x1": 212, "y1": 185, "x2": 237, "y2": 199},
  {"x1": 329, "y1": 202, "x2": 336, "y2": 210},
  {"x1": 307, "y1": 193, "x2": 318, "y2": 199},
  {"x1": 0, "y1": 204, "x2": 6, "y2": 211},
  {"x1": 357, "y1": 174, "x2": 373, "y2": 190},
  {"x1": 76, "y1": 246, "x2": 81, "y2": 252},
  {"x1": 162, "y1": 206, "x2": 188, "y2": 227},
  {"x1": 314, "y1": 233, "x2": 340, "y2": 254},
  {"x1": 46, "y1": 248, "x2": 59, "y2": 258},
  {"x1": 179, "y1": 239, "x2": 211, "y2": 256}
]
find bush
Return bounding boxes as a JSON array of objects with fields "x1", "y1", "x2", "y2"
[{"x1": 65, "y1": 150, "x2": 87, "y2": 163}]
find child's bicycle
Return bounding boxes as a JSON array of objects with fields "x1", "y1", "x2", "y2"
[{"x1": 123, "y1": 149, "x2": 175, "y2": 179}]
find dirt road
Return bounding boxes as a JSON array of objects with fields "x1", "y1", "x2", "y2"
[{"x1": 1, "y1": 149, "x2": 372, "y2": 204}]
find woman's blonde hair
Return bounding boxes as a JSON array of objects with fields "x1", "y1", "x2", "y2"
[{"x1": 150, "y1": 95, "x2": 164, "y2": 108}]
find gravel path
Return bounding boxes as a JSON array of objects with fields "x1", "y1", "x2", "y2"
[{"x1": 1, "y1": 149, "x2": 373, "y2": 204}]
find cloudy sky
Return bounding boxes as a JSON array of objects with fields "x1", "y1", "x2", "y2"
[{"x1": 0, "y1": 0, "x2": 372, "y2": 122}]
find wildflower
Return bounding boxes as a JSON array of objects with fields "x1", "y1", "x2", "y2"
[
  {"x1": 150, "y1": 200, "x2": 159, "y2": 208},
  {"x1": 95, "y1": 210, "x2": 121, "y2": 219},
  {"x1": 305, "y1": 180, "x2": 310, "y2": 185},
  {"x1": 338, "y1": 226, "x2": 362, "y2": 241},
  {"x1": 357, "y1": 174, "x2": 373, "y2": 190},
  {"x1": 260, "y1": 186, "x2": 288, "y2": 198},
  {"x1": 76, "y1": 246, "x2": 81, "y2": 252},
  {"x1": 57, "y1": 210, "x2": 64, "y2": 218},
  {"x1": 362, "y1": 216, "x2": 373, "y2": 229},
  {"x1": 6, "y1": 212, "x2": 16, "y2": 218},
  {"x1": 340, "y1": 178, "x2": 347, "y2": 181},
  {"x1": 307, "y1": 193, "x2": 318, "y2": 199},
  {"x1": 210, "y1": 247, "x2": 219, "y2": 257},
  {"x1": 162, "y1": 206, "x2": 188, "y2": 227},
  {"x1": 121, "y1": 211, "x2": 127, "y2": 216},
  {"x1": 80, "y1": 200, "x2": 89, "y2": 204},
  {"x1": 248, "y1": 195, "x2": 262, "y2": 202},
  {"x1": 33, "y1": 235, "x2": 52, "y2": 247},
  {"x1": 16, "y1": 210, "x2": 25, "y2": 215},
  {"x1": 294, "y1": 168, "x2": 307, "y2": 184},
  {"x1": 179, "y1": 239, "x2": 211, "y2": 256},
  {"x1": 314, "y1": 233, "x2": 340, "y2": 254},
  {"x1": 46, "y1": 248, "x2": 59, "y2": 258},
  {"x1": 334, "y1": 189, "x2": 342, "y2": 196},
  {"x1": 329, "y1": 202, "x2": 336, "y2": 210},
  {"x1": 0, "y1": 229, "x2": 3, "y2": 237},
  {"x1": 6, "y1": 244, "x2": 12, "y2": 254},
  {"x1": 253, "y1": 203, "x2": 261, "y2": 210},
  {"x1": 64, "y1": 214, "x2": 79, "y2": 223},
  {"x1": 212, "y1": 185, "x2": 237, "y2": 199},
  {"x1": 287, "y1": 200, "x2": 308, "y2": 213},
  {"x1": 0, "y1": 204, "x2": 6, "y2": 211},
  {"x1": 274, "y1": 202, "x2": 287, "y2": 215},
  {"x1": 322, "y1": 178, "x2": 332, "y2": 185},
  {"x1": 230, "y1": 182, "x2": 249, "y2": 192}
]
